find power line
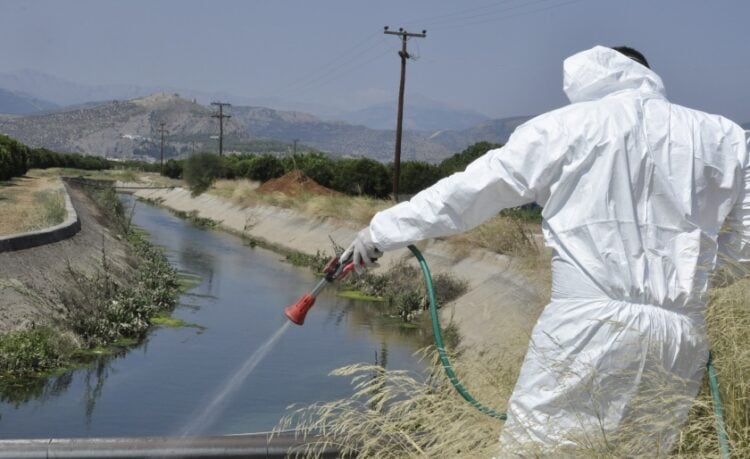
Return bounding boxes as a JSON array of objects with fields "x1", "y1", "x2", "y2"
[
  {"x1": 211, "y1": 102, "x2": 231, "y2": 157},
  {"x1": 384, "y1": 26, "x2": 426, "y2": 203},
  {"x1": 284, "y1": 39, "x2": 391, "y2": 95},
  {"x1": 402, "y1": 0, "x2": 525, "y2": 28},
  {"x1": 426, "y1": 0, "x2": 586, "y2": 31},
  {"x1": 275, "y1": 32, "x2": 380, "y2": 94}
]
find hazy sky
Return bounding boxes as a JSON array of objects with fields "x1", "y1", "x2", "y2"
[{"x1": 1, "y1": 0, "x2": 748, "y2": 122}]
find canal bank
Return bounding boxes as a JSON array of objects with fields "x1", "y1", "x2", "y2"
[
  {"x1": 0, "y1": 180, "x2": 135, "y2": 334},
  {"x1": 131, "y1": 185, "x2": 548, "y2": 362}
]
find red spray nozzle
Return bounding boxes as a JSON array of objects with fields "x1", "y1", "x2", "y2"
[
  {"x1": 284, "y1": 294, "x2": 316, "y2": 325},
  {"x1": 284, "y1": 254, "x2": 358, "y2": 326}
]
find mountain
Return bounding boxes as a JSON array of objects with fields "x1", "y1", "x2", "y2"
[
  {"x1": 0, "y1": 88, "x2": 58, "y2": 115},
  {"x1": 741, "y1": 122, "x2": 749, "y2": 130},
  {"x1": 0, "y1": 92, "x2": 525, "y2": 162},
  {"x1": 426, "y1": 116, "x2": 532, "y2": 153},
  {"x1": 342, "y1": 98, "x2": 489, "y2": 131}
]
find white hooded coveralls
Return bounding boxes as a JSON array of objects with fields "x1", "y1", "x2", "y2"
[{"x1": 368, "y1": 46, "x2": 750, "y2": 453}]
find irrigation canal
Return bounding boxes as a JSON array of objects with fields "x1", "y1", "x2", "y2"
[{"x1": 0, "y1": 195, "x2": 425, "y2": 439}]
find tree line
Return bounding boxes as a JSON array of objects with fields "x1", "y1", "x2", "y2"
[
  {"x1": 171, "y1": 141, "x2": 503, "y2": 198},
  {"x1": 0, "y1": 134, "x2": 112, "y2": 180},
  {"x1": 0, "y1": 132, "x2": 505, "y2": 201}
]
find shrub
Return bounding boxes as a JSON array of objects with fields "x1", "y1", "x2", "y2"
[
  {"x1": 183, "y1": 152, "x2": 224, "y2": 196},
  {"x1": 333, "y1": 158, "x2": 391, "y2": 198},
  {"x1": 438, "y1": 141, "x2": 501, "y2": 177},
  {"x1": 245, "y1": 154, "x2": 284, "y2": 182},
  {"x1": 395, "y1": 160, "x2": 442, "y2": 195},
  {"x1": 162, "y1": 159, "x2": 183, "y2": 179},
  {"x1": 0, "y1": 134, "x2": 30, "y2": 180}
]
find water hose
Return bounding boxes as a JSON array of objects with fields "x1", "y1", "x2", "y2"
[
  {"x1": 707, "y1": 352, "x2": 731, "y2": 459},
  {"x1": 407, "y1": 244, "x2": 508, "y2": 420}
]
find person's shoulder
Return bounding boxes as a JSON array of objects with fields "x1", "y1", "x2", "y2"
[{"x1": 670, "y1": 102, "x2": 744, "y2": 135}]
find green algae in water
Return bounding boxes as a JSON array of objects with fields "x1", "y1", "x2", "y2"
[
  {"x1": 336, "y1": 290, "x2": 385, "y2": 302},
  {"x1": 150, "y1": 314, "x2": 206, "y2": 330}
]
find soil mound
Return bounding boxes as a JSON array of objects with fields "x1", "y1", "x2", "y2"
[{"x1": 257, "y1": 170, "x2": 340, "y2": 196}]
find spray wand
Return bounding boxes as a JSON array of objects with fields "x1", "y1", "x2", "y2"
[{"x1": 283, "y1": 253, "x2": 356, "y2": 325}]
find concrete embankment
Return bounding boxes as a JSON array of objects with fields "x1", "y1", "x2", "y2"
[
  {"x1": 0, "y1": 179, "x2": 80, "y2": 253},
  {"x1": 0, "y1": 181, "x2": 133, "y2": 333},
  {"x1": 132, "y1": 186, "x2": 547, "y2": 359}
]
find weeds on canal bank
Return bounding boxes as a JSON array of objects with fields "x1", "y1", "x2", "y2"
[
  {"x1": 0, "y1": 183, "x2": 180, "y2": 393},
  {"x1": 342, "y1": 258, "x2": 467, "y2": 323},
  {"x1": 64, "y1": 227, "x2": 180, "y2": 347}
]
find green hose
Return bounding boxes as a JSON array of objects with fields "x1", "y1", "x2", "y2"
[
  {"x1": 707, "y1": 352, "x2": 731, "y2": 459},
  {"x1": 407, "y1": 244, "x2": 730, "y2": 457},
  {"x1": 408, "y1": 244, "x2": 507, "y2": 420}
]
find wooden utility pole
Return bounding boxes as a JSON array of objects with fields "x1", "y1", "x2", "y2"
[
  {"x1": 293, "y1": 139, "x2": 299, "y2": 156},
  {"x1": 211, "y1": 102, "x2": 232, "y2": 156},
  {"x1": 384, "y1": 26, "x2": 426, "y2": 202},
  {"x1": 157, "y1": 122, "x2": 169, "y2": 173}
]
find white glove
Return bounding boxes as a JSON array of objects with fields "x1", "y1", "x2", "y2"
[{"x1": 341, "y1": 228, "x2": 383, "y2": 274}]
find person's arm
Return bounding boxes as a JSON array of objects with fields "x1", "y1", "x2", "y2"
[
  {"x1": 717, "y1": 130, "x2": 750, "y2": 274},
  {"x1": 369, "y1": 115, "x2": 568, "y2": 251}
]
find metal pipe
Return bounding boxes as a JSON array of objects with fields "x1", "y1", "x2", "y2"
[{"x1": 0, "y1": 433, "x2": 342, "y2": 458}]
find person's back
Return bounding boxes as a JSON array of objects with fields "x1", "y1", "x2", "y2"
[
  {"x1": 545, "y1": 51, "x2": 746, "y2": 315},
  {"x1": 495, "y1": 46, "x2": 748, "y2": 453}
]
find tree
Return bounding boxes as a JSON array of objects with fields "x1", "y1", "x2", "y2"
[
  {"x1": 183, "y1": 152, "x2": 224, "y2": 196},
  {"x1": 438, "y1": 141, "x2": 501, "y2": 177},
  {"x1": 395, "y1": 161, "x2": 442, "y2": 195},
  {"x1": 245, "y1": 154, "x2": 284, "y2": 182},
  {"x1": 333, "y1": 158, "x2": 390, "y2": 198}
]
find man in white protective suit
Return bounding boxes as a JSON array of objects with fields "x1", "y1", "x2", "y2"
[{"x1": 341, "y1": 45, "x2": 750, "y2": 455}]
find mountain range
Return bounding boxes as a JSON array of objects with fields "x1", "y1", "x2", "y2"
[
  {"x1": 0, "y1": 88, "x2": 58, "y2": 115},
  {"x1": 0, "y1": 92, "x2": 531, "y2": 162}
]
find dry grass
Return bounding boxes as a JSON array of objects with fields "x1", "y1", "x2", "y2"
[
  {"x1": 208, "y1": 179, "x2": 388, "y2": 226},
  {"x1": 276, "y1": 349, "x2": 520, "y2": 459},
  {"x1": 0, "y1": 176, "x2": 66, "y2": 235},
  {"x1": 275, "y1": 225, "x2": 749, "y2": 458}
]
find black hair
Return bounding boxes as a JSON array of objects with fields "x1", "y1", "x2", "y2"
[{"x1": 611, "y1": 46, "x2": 650, "y2": 69}]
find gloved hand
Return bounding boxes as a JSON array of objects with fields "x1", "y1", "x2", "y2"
[{"x1": 341, "y1": 228, "x2": 383, "y2": 274}]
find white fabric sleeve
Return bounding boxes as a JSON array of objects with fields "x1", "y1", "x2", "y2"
[
  {"x1": 717, "y1": 130, "x2": 750, "y2": 271},
  {"x1": 369, "y1": 115, "x2": 567, "y2": 251}
]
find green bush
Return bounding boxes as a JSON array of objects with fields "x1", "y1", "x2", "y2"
[
  {"x1": 0, "y1": 134, "x2": 30, "y2": 180},
  {"x1": 0, "y1": 326, "x2": 75, "y2": 376},
  {"x1": 245, "y1": 154, "x2": 284, "y2": 182},
  {"x1": 438, "y1": 141, "x2": 501, "y2": 177},
  {"x1": 333, "y1": 157, "x2": 391, "y2": 198},
  {"x1": 395, "y1": 161, "x2": 442, "y2": 195},
  {"x1": 162, "y1": 159, "x2": 183, "y2": 179},
  {"x1": 183, "y1": 152, "x2": 224, "y2": 195}
]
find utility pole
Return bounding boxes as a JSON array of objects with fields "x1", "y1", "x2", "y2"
[
  {"x1": 157, "y1": 122, "x2": 168, "y2": 173},
  {"x1": 384, "y1": 26, "x2": 426, "y2": 202},
  {"x1": 211, "y1": 102, "x2": 232, "y2": 156},
  {"x1": 293, "y1": 139, "x2": 299, "y2": 156}
]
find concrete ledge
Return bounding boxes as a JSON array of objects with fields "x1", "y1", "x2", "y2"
[
  {"x1": 0, "y1": 178, "x2": 81, "y2": 253},
  {"x1": 0, "y1": 433, "x2": 343, "y2": 458}
]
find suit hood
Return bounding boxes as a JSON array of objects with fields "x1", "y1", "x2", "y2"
[{"x1": 563, "y1": 45, "x2": 666, "y2": 103}]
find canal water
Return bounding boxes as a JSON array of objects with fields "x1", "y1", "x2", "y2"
[{"x1": 0, "y1": 196, "x2": 425, "y2": 438}]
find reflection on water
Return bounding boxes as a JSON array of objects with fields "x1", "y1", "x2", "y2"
[{"x1": 0, "y1": 196, "x2": 425, "y2": 438}]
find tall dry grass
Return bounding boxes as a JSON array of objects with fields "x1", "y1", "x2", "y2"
[
  {"x1": 209, "y1": 179, "x2": 388, "y2": 226},
  {"x1": 274, "y1": 227, "x2": 749, "y2": 458}
]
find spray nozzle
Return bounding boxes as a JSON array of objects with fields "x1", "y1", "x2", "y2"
[{"x1": 284, "y1": 254, "x2": 355, "y2": 325}]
